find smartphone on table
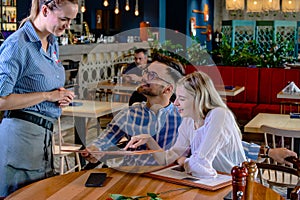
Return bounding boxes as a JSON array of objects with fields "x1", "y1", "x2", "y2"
[{"x1": 85, "y1": 173, "x2": 107, "y2": 187}]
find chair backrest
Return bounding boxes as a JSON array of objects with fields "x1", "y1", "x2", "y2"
[
  {"x1": 280, "y1": 101, "x2": 300, "y2": 114},
  {"x1": 261, "y1": 125, "x2": 300, "y2": 155},
  {"x1": 110, "y1": 91, "x2": 132, "y2": 103},
  {"x1": 258, "y1": 125, "x2": 300, "y2": 197}
]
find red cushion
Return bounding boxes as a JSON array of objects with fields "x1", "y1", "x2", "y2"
[
  {"x1": 227, "y1": 102, "x2": 257, "y2": 121},
  {"x1": 217, "y1": 66, "x2": 259, "y2": 104},
  {"x1": 258, "y1": 68, "x2": 300, "y2": 104},
  {"x1": 252, "y1": 104, "x2": 281, "y2": 116}
]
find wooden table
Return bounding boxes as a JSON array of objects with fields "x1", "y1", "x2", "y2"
[
  {"x1": 244, "y1": 113, "x2": 300, "y2": 134},
  {"x1": 62, "y1": 100, "x2": 127, "y2": 119},
  {"x1": 96, "y1": 80, "x2": 245, "y2": 97},
  {"x1": 277, "y1": 91, "x2": 300, "y2": 100},
  {"x1": 218, "y1": 86, "x2": 245, "y2": 97},
  {"x1": 5, "y1": 168, "x2": 283, "y2": 200}
]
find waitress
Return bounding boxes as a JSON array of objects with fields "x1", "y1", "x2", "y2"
[{"x1": 0, "y1": 0, "x2": 78, "y2": 197}]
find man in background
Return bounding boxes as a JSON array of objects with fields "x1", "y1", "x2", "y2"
[
  {"x1": 122, "y1": 48, "x2": 149, "y2": 83},
  {"x1": 122, "y1": 48, "x2": 149, "y2": 105}
]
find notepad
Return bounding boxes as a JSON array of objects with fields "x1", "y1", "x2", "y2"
[{"x1": 144, "y1": 165, "x2": 232, "y2": 191}]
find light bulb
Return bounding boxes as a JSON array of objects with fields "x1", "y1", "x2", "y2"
[
  {"x1": 81, "y1": 5, "x2": 86, "y2": 12},
  {"x1": 125, "y1": 0, "x2": 130, "y2": 11},
  {"x1": 254, "y1": 1, "x2": 257, "y2": 5},
  {"x1": 114, "y1": 0, "x2": 119, "y2": 14},
  {"x1": 134, "y1": 0, "x2": 139, "y2": 16},
  {"x1": 134, "y1": 9, "x2": 139, "y2": 16},
  {"x1": 103, "y1": 0, "x2": 109, "y2": 7},
  {"x1": 288, "y1": 0, "x2": 292, "y2": 4}
]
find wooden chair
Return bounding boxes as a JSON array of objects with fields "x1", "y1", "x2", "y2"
[
  {"x1": 52, "y1": 117, "x2": 82, "y2": 175},
  {"x1": 110, "y1": 91, "x2": 132, "y2": 103},
  {"x1": 280, "y1": 101, "x2": 300, "y2": 114},
  {"x1": 257, "y1": 125, "x2": 300, "y2": 197}
]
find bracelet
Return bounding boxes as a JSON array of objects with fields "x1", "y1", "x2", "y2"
[{"x1": 259, "y1": 145, "x2": 270, "y2": 158}]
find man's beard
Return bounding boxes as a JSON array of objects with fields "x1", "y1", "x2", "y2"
[{"x1": 139, "y1": 85, "x2": 163, "y2": 97}]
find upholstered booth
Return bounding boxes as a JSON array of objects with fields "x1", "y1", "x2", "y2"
[{"x1": 186, "y1": 65, "x2": 300, "y2": 126}]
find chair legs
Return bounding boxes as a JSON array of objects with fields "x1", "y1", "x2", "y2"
[
  {"x1": 59, "y1": 156, "x2": 65, "y2": 175},
  {"x1": 58, "y1": 153, "x2": 81, "y2": 175},
  {"x1": 280, "y1": 102, "x2": 300, "y2": 114},
  {"x1": 54, "y1": 117, "x2": 82, "y2": 175}
]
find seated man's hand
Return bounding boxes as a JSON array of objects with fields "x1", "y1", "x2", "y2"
[
  {"x1": 81, "y1": 145, "x2": 103, "y2": 163},
  {"x1": 268, "y1": 148, "x2": 298, "y2": 166},
  {"x1": 123, "y1": 134, "x2": 151, "y2": 150}
]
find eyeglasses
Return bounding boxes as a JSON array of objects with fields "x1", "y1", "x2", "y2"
[
  {"x1": 44, "y1": 0, "x2": 54, "y2": 6},
  {"x1": 142, "y1": 68, "x2": 172, "y2": 85}
]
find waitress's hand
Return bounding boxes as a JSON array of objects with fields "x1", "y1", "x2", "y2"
[{"x1": 44, "y1": 87, "x2": 75, "y2": 107}]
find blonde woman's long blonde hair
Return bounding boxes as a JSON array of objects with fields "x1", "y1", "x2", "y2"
[
  {"x1": 177, "y1": 71, "x2": 242, "y2": 137},
  {"x1": 19, "y1": 0, "x2": 78, "y2": 27},
  {"x1": 177, "y1": 71, "x2": 227, "y2": 118}
]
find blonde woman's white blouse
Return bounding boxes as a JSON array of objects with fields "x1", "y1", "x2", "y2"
[{"x1": 163, "y1": 107, "x2": 246, "y2": 177}]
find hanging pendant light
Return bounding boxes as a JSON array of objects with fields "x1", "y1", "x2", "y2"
[
  {"x1": 134, "y1": 0, "x2": 139, "y2": 16},
  {"x1": 125, "y1": 0, "x2": 130, "y2": 11},
  {"x1": 114, "y1": 0, "x2": 119, "y2": 14},
  {"x1": 80, "y1": 0, "x2": 86, "y2": 13},
  {"x1": 103, "y1": 0, "x2": 109, "y2": 7}
]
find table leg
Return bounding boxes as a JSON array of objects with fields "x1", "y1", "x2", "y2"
[{"x1": 74, "y1": 117, "x2": 86, "y2": 167}]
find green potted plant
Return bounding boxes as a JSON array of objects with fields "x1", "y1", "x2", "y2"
[{"x1": 212, "y1": 33, "x2": 296, "y2": 68}]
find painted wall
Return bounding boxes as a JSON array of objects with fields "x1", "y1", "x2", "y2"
[{"x1": 186, "y1": 0, "x2": 214, "y2": 51}]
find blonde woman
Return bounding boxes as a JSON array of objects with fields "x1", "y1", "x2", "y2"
[
  {"x1": 125, "y1": 71, "x2": 246, "y2": 177},
  {"x1": 0, "y1": 0, "x2": 78, "y2": 196}
]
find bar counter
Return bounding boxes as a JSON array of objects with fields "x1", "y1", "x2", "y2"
[{"x1": 59, "y1": 42, "x2": 149, "y2": 62}]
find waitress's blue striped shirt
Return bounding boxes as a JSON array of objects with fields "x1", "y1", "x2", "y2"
[{"x1": 0, "y1": 21, "x2": 65, "y2": 118}]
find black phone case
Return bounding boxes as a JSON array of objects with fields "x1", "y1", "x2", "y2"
[{"x1": 85, "y1": 173, "x2": 107, "y2": 187}]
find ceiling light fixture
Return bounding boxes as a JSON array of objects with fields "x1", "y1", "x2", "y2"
[
  {"x1": 134, "y1": 0, "x2": 139, "y2": 16},
  {"x1": 125, "y1": 0, "x2": 130, "y2": 11},
  {"x1": 80, "y1": 0, "x2": 86, "y2": 13},
  {"x1": 114, "y1": 0, "x2": 119, "y2": 14},
  {"x1": 103, "y1": 0, "x2": 109, "y2": 7}
]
